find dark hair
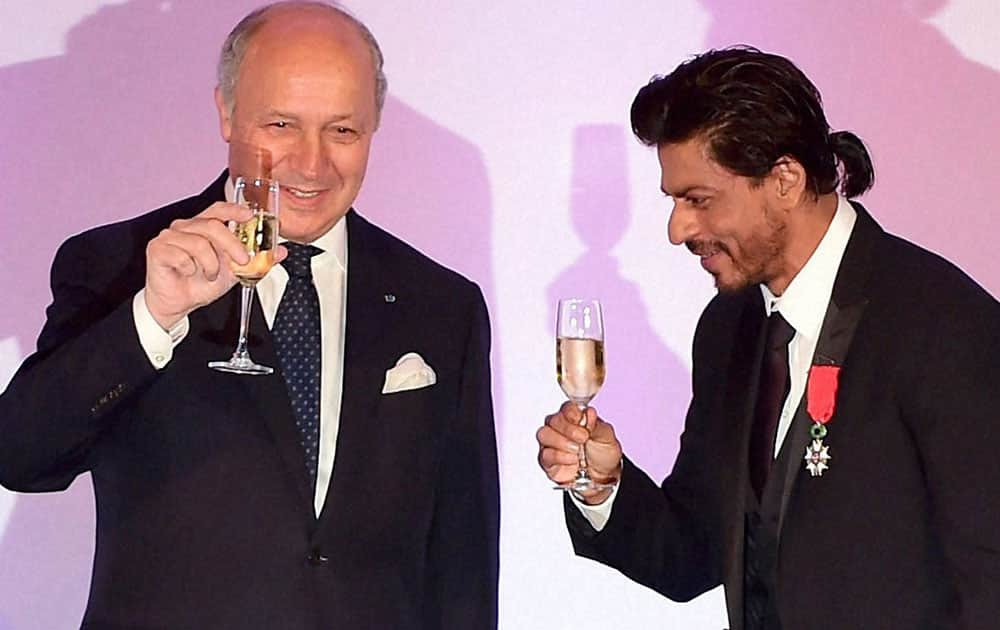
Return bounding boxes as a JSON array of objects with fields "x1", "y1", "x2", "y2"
[{"x1": 631, "y1": 46, "x2": 874, "y2": 198}]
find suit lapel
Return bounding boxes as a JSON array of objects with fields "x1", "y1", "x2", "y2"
[
  {"x1": 774, "y1": 203, "x2": 880, "y2": 537},
  {"x1": 246, "y1": 295, "x2": 319, "y2": 513},
  {"x1": 317, "y1": 211, "x2": 399, "y2": 522}
]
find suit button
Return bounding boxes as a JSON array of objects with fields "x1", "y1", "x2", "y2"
[{"x1": 307, "y1": 548, "x2": 329, "y2": 566}]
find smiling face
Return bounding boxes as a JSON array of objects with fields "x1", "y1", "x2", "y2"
[
  {"x1": 659, "y1": 136, "x2": 792, "y2": 293},
  {"x1": 215, "y1": 7, "x2": 378, "y2": 243}
]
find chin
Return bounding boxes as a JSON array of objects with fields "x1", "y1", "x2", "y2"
[
  {"x1": 278, "y1": 227, "x2": 313, "y2": 244},
  {"x1": 713, "y1": 273, "x2": 754, "y2": 294},
  {"x1": 279, "y1": 217, "x2": 324, "y2": 243}
]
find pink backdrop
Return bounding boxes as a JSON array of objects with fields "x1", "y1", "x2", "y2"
[{"x1": 1, "y1": 2, "x2": 996, "y2": 628}]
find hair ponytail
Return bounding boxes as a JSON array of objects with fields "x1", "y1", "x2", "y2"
[{"x1": 830, "y1": 131, "x2": 874, "y2": 198}]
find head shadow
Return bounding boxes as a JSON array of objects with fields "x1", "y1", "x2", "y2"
[{"x1": 547, "y1": 124, "x2": 690, "y2": 477}]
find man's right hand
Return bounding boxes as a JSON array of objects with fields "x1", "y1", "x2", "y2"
[
  {"x1": 536, "y1": 401, "x2": 623, "y2": 505},
  {"x1": 143, "y1": 202, "x2": 253, "y2": 330}
]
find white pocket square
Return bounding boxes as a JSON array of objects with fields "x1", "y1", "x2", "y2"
[{"x1": 382, "y1": 352, "x2": 437, "y2": 394}]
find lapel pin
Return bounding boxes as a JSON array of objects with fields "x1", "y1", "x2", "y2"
[{"x1": 384, "y1": 293, "x2": 396, "y2": 303}]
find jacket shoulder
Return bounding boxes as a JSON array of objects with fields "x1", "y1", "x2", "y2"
[
  {"x1": 348, "y1": 211, "x2": 484, "y2": 301},
  {"x1": 877, "y1": 232, "x2": 996, "y2": 309},
  {"x1": 57, "y1": 173, "x2": 225, "y2": 262}
]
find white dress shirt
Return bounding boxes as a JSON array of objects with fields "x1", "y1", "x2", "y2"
[
  {"x1": 760, "y1": 196, "x2": 855, "y2": 456},
  {"x1": 574, "y1": 196, "x2": 857, "y2": 529},
  {"x1": 133, "y1": 183, "x2": 348, "y2": 516}
]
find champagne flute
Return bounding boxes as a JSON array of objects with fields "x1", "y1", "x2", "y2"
[
  {"x1": 208, "y1": 176, "x2": 280, "y2": 375},
  {"x1": 555, "y1": 298, "x2": 614, "y2": 493}
]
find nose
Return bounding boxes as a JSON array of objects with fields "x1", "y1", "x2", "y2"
[
  {"x1": 291, "y1": 133, "x2": 324, "y2": 180},
  {"x1": 666, "y1": 202, "x2": 694, "y2": 245}
]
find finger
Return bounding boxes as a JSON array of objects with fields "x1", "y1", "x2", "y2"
[
  {"x1": 147, "y1": 239, "x2": 200, "y2": 277},
  {"x1": 197, "y1": 201, "x2": 254, "y2": 223},
  {"x1": 559, "y1": 400, "x2": 586, "y2": 425},
  {"x1": 536, "y1": 425, "x2": 581, "y2": 454},
  {"x1": 544, "y1": 410, "x2": 589, "y2": 444},
  {"x1": 589, "y1": 416, "x2": 618, "y2": 445},
  {"x1": 547, "y1": 465, "x2": 579, "y2": 485},
  {"x1": 151, "y1": 229, "x2": 226, "y2": 280},
  {"x1": 538, "y1": 446, "x2": 579, "y2": 471},
  {"x1": 560, "y1": 402, "x2": 604, "y2": 434},
  {"x1": 537, "y1": 454, "x2": 579, "y2": 484},
  {"x1": 170, "y1": 217, "x2": 250, "y2": 268},
  {"x1": 273, "y1": 243, "x2": 288, "y2": 264}
]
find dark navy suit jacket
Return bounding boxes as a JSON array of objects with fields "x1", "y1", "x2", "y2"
[{"x1": 0, "y1": 172, "x2": 500, "y2": 629}]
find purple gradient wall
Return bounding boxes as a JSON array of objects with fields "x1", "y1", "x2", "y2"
[{"x1": 1, "y1": 2, "x2": 996, "y2": 628}]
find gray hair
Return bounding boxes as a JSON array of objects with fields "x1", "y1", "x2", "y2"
[{"x1": 217, "y1": 1, "x2": 388, "y2": 126}]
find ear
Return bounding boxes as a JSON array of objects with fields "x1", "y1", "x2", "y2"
[
  {"x1": 770, "y1": 156, "x2": 807, "y2": 206},
  {"x1": 214, "y1": 86, "x2": 233, "y2": 143}
]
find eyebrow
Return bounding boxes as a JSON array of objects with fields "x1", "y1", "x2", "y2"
[
  {"x1": 264, "y1": 109, "x2": 298, "y2": 120},
  {"x1": 661, "y1": 185, "x2": 711, "y2": 198},
  {"x1": 264, "y1": 110, "x2": 355, "y2": 123}
]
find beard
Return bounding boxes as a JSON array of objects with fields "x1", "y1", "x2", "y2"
[{"x1": 689, "y1": 206, "x2": 788, "y2": 293}]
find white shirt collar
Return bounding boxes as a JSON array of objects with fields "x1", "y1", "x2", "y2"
[
  {"x1": 305, "y1": 215, "x2": 348, "y2": 273},
  {"x1": 760, "y1": 196, "x2": 857, "y2": 343}
]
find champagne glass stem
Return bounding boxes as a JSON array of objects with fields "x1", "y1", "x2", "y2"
[
  {"x1": 576, "y1": 403, "x2": 590, "y2": 480},
  {"x1": 231, "y1": 284, "x2": 255, "y2": 362}
]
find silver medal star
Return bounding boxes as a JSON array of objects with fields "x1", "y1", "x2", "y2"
[{"x1": 804, "y1": 438, "x2": 831, "y2": 477}]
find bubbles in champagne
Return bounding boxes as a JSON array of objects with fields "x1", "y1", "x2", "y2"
[
  {"x1": 230, "y1": 212, "x2": 278, "y2": 283},
  {"x1": 556, "y1": 337, "x2": 606, "y2": 407}
]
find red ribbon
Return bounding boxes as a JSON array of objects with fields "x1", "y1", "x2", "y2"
[{"x1": 807, "y1": 365, "x2": 840, "y2": 424}]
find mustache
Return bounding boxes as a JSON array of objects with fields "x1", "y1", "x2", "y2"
[{"x1": 686, "y1": 240, "x2": 729, "y2": 257}]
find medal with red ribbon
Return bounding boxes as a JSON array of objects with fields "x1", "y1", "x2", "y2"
[{"x1": 803, "y1": 364, "x2": 840, "y2": 476}]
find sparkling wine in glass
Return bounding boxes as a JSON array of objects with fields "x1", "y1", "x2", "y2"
[
  {"x1": 208, "y1": 176, "x2": 279, "y2": 375},
  {"x1": 555, "y1": 298, "x2": 614, "y2": 493}
]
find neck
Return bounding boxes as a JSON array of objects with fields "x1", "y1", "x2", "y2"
[{"x1": 766, "y1": 193, "x2": 839, "y2": 296}]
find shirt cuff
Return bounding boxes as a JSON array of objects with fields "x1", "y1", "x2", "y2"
[
  {"x1": 133, "y1": 290, "x2": 189, "y2": 370},
  {"x1": 569, "y1": 479, "x2": 620, "y2": 532}
]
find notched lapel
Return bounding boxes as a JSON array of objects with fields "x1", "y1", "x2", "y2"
[
  {"x1": 320, "y1": 212, "x2": 402, "y2": 522},
  {"x1": 813, "y1": 300, "x2": 868, "y2": 368},
  {"x1": 340, "y1": 212, "x2": 396, "y2": 419}
]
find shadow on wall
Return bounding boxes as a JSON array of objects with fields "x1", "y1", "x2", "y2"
[
  {"x1": 0, "y1": 0, "x2": 246, "y2": 352},
  {"x1": 0, "y1": 3, "x2": 250, "y2": 626},
  {"x1": 547, "y1": 125, "x2": 690, "y2": 480},
  {"x1": 0, "y1": 2, "x2": 497, "y2": 628},
  {"x1": 698, "y1": 0, "x2": 999, "y2": 296}
]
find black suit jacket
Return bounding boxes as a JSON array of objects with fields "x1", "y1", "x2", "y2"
[
  {"x1": 567, "y1": 204, "x2": 1000, "y2": 629},
  {"x1": 0, "y1": 172, "x2": 500, "y2": 629}
]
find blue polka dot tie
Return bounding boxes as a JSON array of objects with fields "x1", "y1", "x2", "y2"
[{"x1": 271, "y1": 242, "x2": 323, "y2": 485}]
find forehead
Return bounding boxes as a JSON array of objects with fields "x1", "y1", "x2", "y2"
[
  {"x1": 237, "y1": 9, "x2": 375, "y2": 100},
  {"x1": 656, "y1": 137, "x2": 737, "y2": 195}
]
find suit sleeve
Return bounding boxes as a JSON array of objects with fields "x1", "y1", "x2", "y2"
[
  {"x1": 0, "y1": 231, "x2": 157, "y2": 492},
  {"x1": 909, "y1": 286, "x2": 1000, "y2": 629},
  {"x1": 565, "y1": 298, "x2": 728, "y2": 602},
  {"x1": 423, "y1": 286, "x2": 500, "y2": 629}
]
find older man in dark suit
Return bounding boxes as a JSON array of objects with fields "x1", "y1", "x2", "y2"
[
  {"x1": 537, "y1": 47, "x2": 999, "y2": 629},
  {"x1": 0, "y1": 2, "x2": 498, "y2": 628}
]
